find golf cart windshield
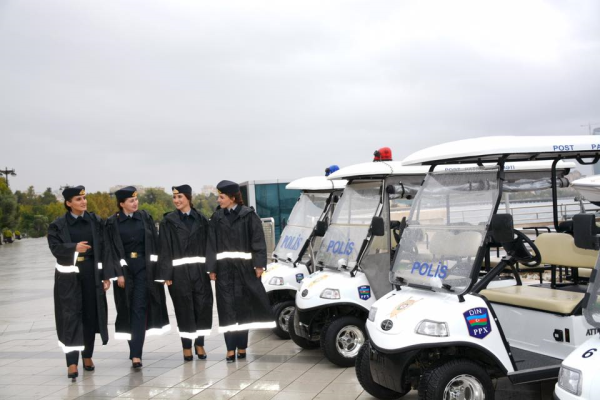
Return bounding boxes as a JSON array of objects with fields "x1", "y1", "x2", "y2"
[
  {"x1": 584, "y1": 256, "x2": 600, "y2": 328},
  {"x1": 391, "y1": 169, "x2": 499, "y2": 295},
  {"x1": 273, "y1": 192, "x2": 330, "y2": 262},
  {"x1": 316, "y1": 181, "x2": 382, "y2": 270}
]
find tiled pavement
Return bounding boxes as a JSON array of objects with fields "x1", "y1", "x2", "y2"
[{"x1": 0, "y1": 238, "x2": 552, "y2": 399}]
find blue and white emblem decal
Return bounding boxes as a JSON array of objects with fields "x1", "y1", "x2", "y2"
[
  {"x1": 463, "y1": 307, "x2": 492, "y2": 339},
  {"x1": 295, "y1": 273, "x2": 304, "y2": 283},
  {"x1": 358, "y1": 285, "x2": 371, "y2": 300}
]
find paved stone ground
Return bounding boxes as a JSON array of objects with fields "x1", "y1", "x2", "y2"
[{"x1": 0, "y1": 238, "x2": 553, "y2": 399}]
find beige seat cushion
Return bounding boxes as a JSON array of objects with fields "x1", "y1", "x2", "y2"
[
  {"x1": 481, "y1": 285, "x2": 584, "y2": 314},
  {"x1": 579, "y1": 268, "x2": 592, "y2": 278},
  {"x1": 535, "y1": 233, "x2": 597, "y2": 269},
  {"x1": 482, "y1": 256, "x2": 502, "y2": 268}
]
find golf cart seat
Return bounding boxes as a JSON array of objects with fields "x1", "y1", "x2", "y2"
[
  {"x1": 480, "y1": 285, "x2": 584, "y2": 315},
  {"x1": 535, "y1": 232, "x2": 597, "y2": 269},
  {"x1": 536, "y1": 232, "x2": 597, "y2": 285},
  {"x1": 481, "y1": 233, "x2": 596, "y2": 314}
]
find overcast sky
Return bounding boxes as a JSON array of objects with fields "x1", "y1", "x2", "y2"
[{"x1": 1, "y1": 0, "x2": 599, "y2": 193}]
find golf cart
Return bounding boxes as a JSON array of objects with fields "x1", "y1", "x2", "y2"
[
  {"x1": 289, "y1": 152, "x2": 429, "y2": 366},
  {"x1": 357, "y1": 136, "x2": 599, "y2": 399},
  {"x1": 554, "y1": 176, "x2": 600, "y2": 400},
  {"x1": 262, "y1": 173, "x2": 346, "y2": 339}
]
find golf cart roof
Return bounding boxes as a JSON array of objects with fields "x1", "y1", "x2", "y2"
[
  {"x1": 286, "y1": 176, "x2": 347, "y2": 191},
  {"x1": 329, "y1": 160, "x2": 575, "y2": 180},
  {"x1": 402, "y1": 136, "x2": 600, "y2": 166},
  {"x1": 327, "y1": 161, "x2": 429, "y2": 179},
  {"x1": 572, "y1": 175, "x2": 600, "y2": 203}
]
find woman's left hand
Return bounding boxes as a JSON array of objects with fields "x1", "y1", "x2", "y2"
[
  {"x1": 102, "y1": 280, "x2": 111, "y2": 291},
  {"x1": 255, "y1": 267, "x2": 264, "y2": 278}
]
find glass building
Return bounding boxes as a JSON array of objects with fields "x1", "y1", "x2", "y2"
[{"x1": 240, "y1": 180, "x2": 301, "y2": 242}]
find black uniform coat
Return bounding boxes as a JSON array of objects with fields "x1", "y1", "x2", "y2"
[
  {"x1": 47, "y1": 212, "x2": 109, "y2": 351},
  {"x1": 206, "y1": 206, "x2": 274, "y2": 332},
  {"x1": 157, "y1": 209, "x2": 213, "y2": 337},
  {"x1": 104, "y1": 210, "x2": 170, "y2": 338}
]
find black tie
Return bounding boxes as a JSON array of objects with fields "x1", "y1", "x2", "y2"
[{"x1": 182, "y1": 214, "x2": 193, "y2": 230}]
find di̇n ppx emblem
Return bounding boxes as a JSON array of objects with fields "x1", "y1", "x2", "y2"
[{"x1": 463, "y1": 307, "x2": 492, "y2": 339}]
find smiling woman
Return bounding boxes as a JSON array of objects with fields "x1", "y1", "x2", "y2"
[
  {"x1": 103, "y1": 186, "x2": 170, "y2": 369},
  {"x1": 47, "y1": 185, "x2": 110, "y2": 381},
  {"x1": 206, "y1": 180, "x2": 275, "y2": 363},
  {"x1": 156, "y1": 184, "x2": 213, "y2": 362}
]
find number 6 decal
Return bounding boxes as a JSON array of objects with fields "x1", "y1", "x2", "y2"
[{"x1": 582, "y1": 348, "x2": 597, "y2": 359}]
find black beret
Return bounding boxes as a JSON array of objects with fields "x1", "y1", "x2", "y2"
[
  {"x1": 172, "y1": 184, "x2": 192, "y2": 195},
  {"x1": 217, "y1": 180, "x2": 240, "y2": 196},
  {"x1": 115, "y1": 186, "x2": 138, "y2": 202},
  {"x1": 62, "y1": 185, "x2": 86, "y2": 200}
]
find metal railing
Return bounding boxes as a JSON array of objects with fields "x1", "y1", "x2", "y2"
[{"x1": 446, "y1": 200, "x2": 600, "y2": 228}]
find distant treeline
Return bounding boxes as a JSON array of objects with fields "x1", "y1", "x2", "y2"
[{"x1": 0, "y1": 178, "x2": 217, "y2": 239}]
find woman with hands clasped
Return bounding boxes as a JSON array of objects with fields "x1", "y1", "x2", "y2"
[
  {"x1": 206, "y1": 180, "x2": 275, "y2": 363},
  {"x1": 47, "y1": 186, "x2": 110, "y2": 380},
  {"x1": 156, "y1": 184, "x2": 213, "y2": 361},
  {"x1": 104, "y1": 186, "x2": 170, "y2": 368}
]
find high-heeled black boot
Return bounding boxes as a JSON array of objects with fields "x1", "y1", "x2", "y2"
[
  {"x1": 195, "y1": 346, "x2": 207, "y2": 360},
  {"x1": 82, "y1": 358, "x2": 95, "y2": 371},
  {"x1": 67, "y1": 366, "x2": 78, "y2": 381}
]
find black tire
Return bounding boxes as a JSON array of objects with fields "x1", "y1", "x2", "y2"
[
  {"x1": 320, "y1": 315, "x2": 365, "y2": 367},
  {"x1": 288, "y1": 309, "x2": 320, "y2": 349},
  {"x1": 418, "y1": 359, "x2": 494, "y2": 400},
  {"x1": 356, "y1": 340, "x2": 405, "y2": 400},
  {"x1": 271, "y1": 300, "x2": 295, "y2": 340}
]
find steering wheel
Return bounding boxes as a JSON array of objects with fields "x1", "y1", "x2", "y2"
[{"x1": 503, "y1": 230, "x2": 541, "y2": 267}]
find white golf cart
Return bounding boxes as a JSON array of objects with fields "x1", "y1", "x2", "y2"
[
  {"x1": 357, "y1": 136, "x2": 600, "y2": 399},
  {"x1": 554, "y1": 176, "x2": 600, "y2": 400},
  {"x1": 289, "y1": 157, "x2": 430, "y2": 366},
  {"x1": 262, "y1": 175, "x2": 346, "y2": 339}
]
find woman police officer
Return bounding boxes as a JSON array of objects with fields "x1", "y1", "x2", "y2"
[
  {"x1": 104, "y1": 186, "x2": 170, "y2": 368},
  {"x1": 156, "y1": 184, "x2": 213, "y2": 360},
  {"x1": 47, "y1": 186, "x2": 110, "y2": 380},
  {"x1": 207, "y1": 180, "x2": 275, "y2": 362}
]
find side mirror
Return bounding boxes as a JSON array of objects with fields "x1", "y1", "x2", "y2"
[
  {"x1": 490, "y1": 214, "x2": 514, "y2": 244},
  {"x1": 573, "y1": 213, "x2": 600, "y2": 250},
  {"x1": 371, "y1": 216, "x2": 385, "y2": 237},
  {"x1": 314, "y1": 220, "x2": 328, "y2": 237}
]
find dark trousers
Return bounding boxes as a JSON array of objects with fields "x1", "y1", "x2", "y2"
[
  {"x1": 224, "y1": 330, "x2": 248, "y2": 352},
  {"x1": 181, "y1": 337, "x2": 204, "y2": 349},
  {"x1": 66, "y1": 260, "x2": 97, "y2": 367},
  {"x1": 128, "y1": 263, "x2": 147, "y2": 359}
]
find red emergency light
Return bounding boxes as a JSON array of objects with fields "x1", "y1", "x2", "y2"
[{"x1": 373, "y1": 147, "x2": 392, "y2": 162}]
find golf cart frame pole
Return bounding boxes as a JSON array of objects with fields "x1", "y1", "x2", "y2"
[{"x1": 551, "y1": 158, "x2": 561, "y2": 232}]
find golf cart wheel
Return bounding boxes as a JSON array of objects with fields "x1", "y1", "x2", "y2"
[
  {"x1": 321, "y1": 316, "x2": 365, "y2": 367},
  {"x1": 418, "y1": 359, "x2": 494, "y2": 400},
  {"x1": 271, "y1": 301, "x2": 295, "y2": 340},
  {"x1": 288, "y1": 309, "x2": 320, "y2": 349},
  {"x1": 356, "y1": 340, "x2": 405, "y2": 399}
]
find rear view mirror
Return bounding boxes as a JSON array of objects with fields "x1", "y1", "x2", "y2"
[
  {"x1": 490, "y1": 214, "x2": 514, "y2": 244},
  {"x1": 573, "y1": 213, "x2": 600, "y2": 250},
  {"x1": 371, "y1": 216, "x2": 385, "y2": 237},
  {"x1": 314, "y1": 220, "x2": 328, "y2": 237}
]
